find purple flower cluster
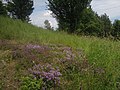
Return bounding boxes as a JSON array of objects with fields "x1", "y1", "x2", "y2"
[
  {"x1": 25, "y1": 44, "x2": 50, "y2": 55},
  {"x1": 29, "y1": 64, "x2": 62, "y2": 85},
  {"x1": 26, "y1": 44, "x2": 43, "y2": 49},
  {"x1": 13, "y1": 44, "x2": 50, "y2": 63},
  {"x1": 62, "y1": 47, "x2": 76, "y2": 61},
  {"x1": 25, "y1": 44, "x2": 45, "y2": 53}
]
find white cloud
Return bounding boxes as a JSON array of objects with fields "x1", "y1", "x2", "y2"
[
  {"x1": 30, "y1": 0, "x2": 58, "y2": 28},
  {"x1": 91, "y1": 0, "x2": 120, "y2": 20},
  {"x1": 43, "y1": 11, "x2": 52, "y2": 17},
  {"x1": 30, "y1": 10, "x2": 57, "y2": 28}
]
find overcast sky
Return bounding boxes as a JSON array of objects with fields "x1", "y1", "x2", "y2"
[{"x1": 30, "y1": 0, "x2": 120, "y2": 28}]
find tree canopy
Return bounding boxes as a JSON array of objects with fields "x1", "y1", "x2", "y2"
[
  {"x1": 74, "y1": 7, "x2": 102, "y2": 36},
  {"x1": 112, "y1": 20, "x2": 120, "y2": 40},
  {"x1": 47, "y1": 0, "x2": 92, "y2": 33},
  {"x1": 44, "y1": 20, "x2": 53, "y2": 30},
  {"x1": 7, "y1": 0, "x2": 34, "y2": 22},
  {"x1": 0, "y1": 1, "x2": 7, "y2": 15},
  {"x1": 100, "y1": 13, "x2": 112, "y2": 37}
]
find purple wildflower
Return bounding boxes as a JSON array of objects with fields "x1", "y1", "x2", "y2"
[{"x1": 29, "y1": 64, "x2": 62, "y2": 85}]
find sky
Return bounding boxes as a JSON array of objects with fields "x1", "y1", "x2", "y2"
[{"x1": 30, "y1": 0, "x2": 120, "y2": 29}]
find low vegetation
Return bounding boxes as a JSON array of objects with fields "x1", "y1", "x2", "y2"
[{"x1": 0, "y1": 16, "x2": 120, "y2": 90}]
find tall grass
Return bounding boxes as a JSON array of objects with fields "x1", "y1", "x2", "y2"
[
  {"x1": 0, "y1": 16, "x2": 120, "y2": 60},
  {"x1": 0, "y1": 16, "x2": 120, "y2": 89}
]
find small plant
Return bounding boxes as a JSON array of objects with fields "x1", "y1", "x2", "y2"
[
  {"x1": 0, "y1": 82, "x2": 3, "y2": 90},
  {"x1": 20, "y1": 76, "x2": 43, "y2": 90},
  {"x1": 29, "y1": 64, "x2": 62, "y2": 89}
]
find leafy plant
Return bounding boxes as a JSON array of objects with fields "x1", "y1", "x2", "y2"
[{"x1": 20, "y1": 76, "x2": 43, "y2": 90}]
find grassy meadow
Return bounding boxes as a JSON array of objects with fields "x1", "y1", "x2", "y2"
[{"x1": 0, "y1": 16, "x2": 120, "y2": 90}]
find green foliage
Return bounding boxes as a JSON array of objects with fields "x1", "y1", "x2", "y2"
[
  {"x1": 76, "y1": 8, "x2": 102, "y2": 36},
  {"x1": 57, "y1": 20, "x2": 68, "y2": 31},
  {"x1": 84, "y1": 23, "x2": 100, "y2": 36},
  {"x1": 7, "y1": 0, "x2": 34, "y2": 22},
  {"x1": 0, "y1": 1, "x2": 7, "y2": 15},
  {"x1": 47, "y1": 0, "x2": 92, "y2": 33},
  {"x1": 112, "y1": 20, "x2": 120, "y2": 40},
  {"x1": 0, "y1": 81, "x2": 3, "y2": 90},
  {"x1": 100, "y1": 13, "x2": 112, "y2": 37},
  {"x1": 20, "y1": 77, "x2": 43, "y2": 90}
]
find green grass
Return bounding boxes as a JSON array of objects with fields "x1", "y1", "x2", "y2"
[
  {"x1": 0, "y1": 16, "x2": 120, "y2": 90},
  {"x1": 0, "y1": 16, "x2": 119, "y2": 64}
]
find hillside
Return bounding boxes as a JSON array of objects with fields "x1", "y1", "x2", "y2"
[{"x1": 0, "y1": 16, "x2": 120, "y2": 90}]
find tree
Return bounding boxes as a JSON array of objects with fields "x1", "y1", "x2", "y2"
[
  {"x1": 76, "y1": 7, "x2": 102, "y2": 36},
  {"x1": 83, "y1": 21, "x2": 101, "y2": 36},
  {"x1": 100, "y1": 13, "x2": 112, "y2": 37},
  {"x1": 44, "y1": 20, "x2": 53, "y2": 30},
  {"x1": 7, "y1": 0, "x2": 34, "y2": 22},
  {"x1": 0, "y1": 1, "x2": 7, "y2": 15},
  {"x1": 112, "y1": 20, "x2": 120, "y2": 40},
  {"x1": 47, "y1": 0, "x2": 92, "y2": 33}
]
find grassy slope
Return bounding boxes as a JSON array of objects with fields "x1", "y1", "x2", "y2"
[
  {"x1": 0, "y1": 16, "x2": 120, "y2": 89},
  {"x1": 0, "y1": 16, "x2": 119, "y2": 64}
]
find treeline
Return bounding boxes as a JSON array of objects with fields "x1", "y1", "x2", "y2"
[
  {"x1": 0, "y1": 0, "x2": 120, "y2": 40},
  {"x1": 75, "y1": 8, "x2": 120, "y2": 40},
  {"x1": 47, "y1": 0, "x2": 120, "y2": 40}
]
